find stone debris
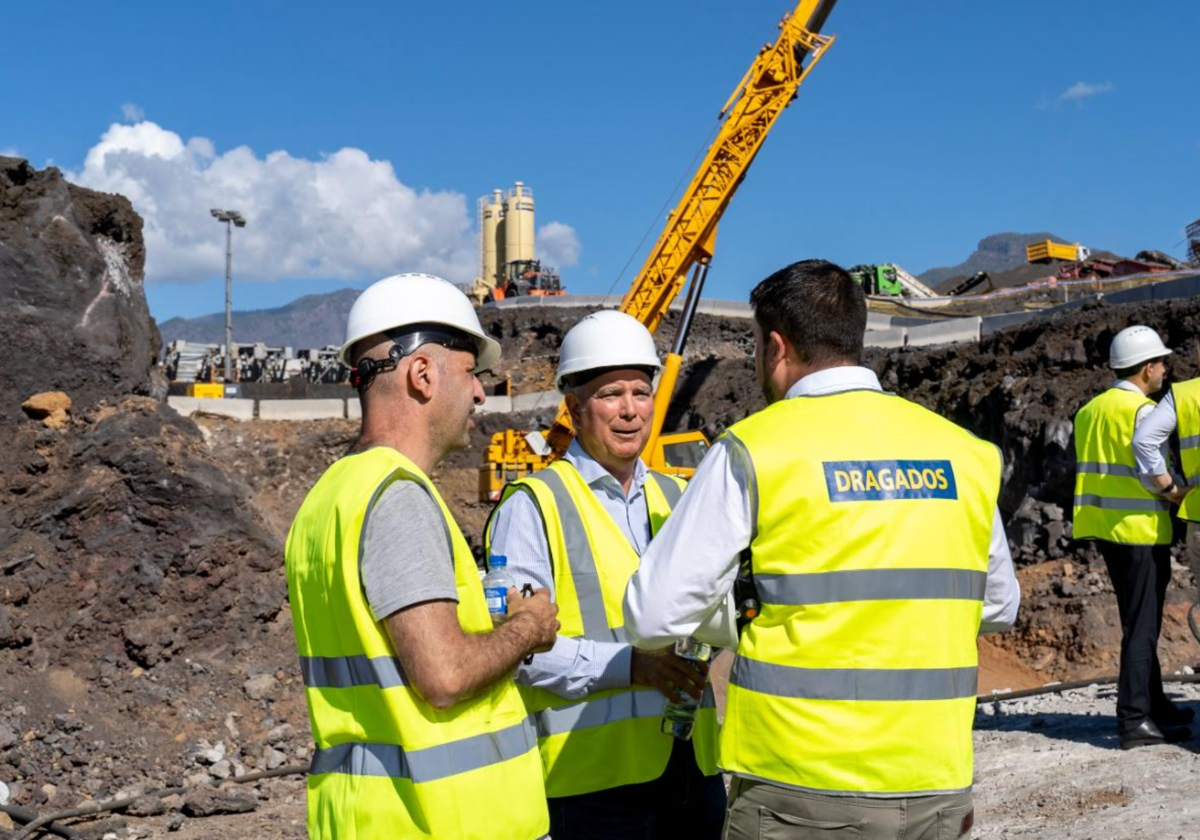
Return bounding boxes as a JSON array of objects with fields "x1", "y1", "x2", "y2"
[
  {"x1": 182, "y1": 783, "x2": 258, "y2": 817},
  {"x1": 21, "y1": 391, "x2": 72, "y2": 428}
]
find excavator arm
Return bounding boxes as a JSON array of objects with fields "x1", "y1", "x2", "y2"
[{"x1": 481, "y1": 0, "x2": 840, "y2": 499}]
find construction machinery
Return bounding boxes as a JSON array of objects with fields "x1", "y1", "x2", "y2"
[
  {"x1": 163, "y1": 340, "x2": 350, "y2": 385},
  {"x1": 848, "y1": 264, "x2": 938, "y2": 298},
  {"x1": 1026, "y1": 240, "x2": 1090, "y2": 264},
  {"x1": 480, "y1": 0, "x2": 840, "y2": 500},
  {"x1": 945, "y1": 270, "x2": 995, "y2": 297},
  {"x1": 471, "y1": 182, "x2": 566, "y2": 304}
]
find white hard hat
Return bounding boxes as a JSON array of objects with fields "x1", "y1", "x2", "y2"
[
  {"x1": 1109, "y1": 325, "x2": 1172, "y2": 370},
  {"x1": 555, "y1": 310, "x2": 661, "y2": 392},
  {"x1": 340, "y1": 273, "x2": 501, "y2": 372}
]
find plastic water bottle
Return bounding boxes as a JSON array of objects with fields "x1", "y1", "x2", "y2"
[
  {"x1": 661, "y1": 637, "x2": 712, "y2": 740},
  {"x1": 482, "y1": 555, "x2": 515, "y2": 617}
]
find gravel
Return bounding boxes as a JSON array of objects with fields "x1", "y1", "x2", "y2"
[{"x1": 974, "y1": 681, "x2": 1200, "y2": 838}]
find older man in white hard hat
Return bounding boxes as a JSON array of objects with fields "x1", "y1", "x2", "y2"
[
  {"x1": 485, "y1": 310, "x2": 725, "y2": 840},
  {"x1": 285, "y1": 273, "x2": 560, "y2": 839},
  {"x1": 1076, "y1": 325, "x2": 1192, "y2": 749}
]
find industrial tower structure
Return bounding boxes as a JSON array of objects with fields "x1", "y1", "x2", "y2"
[{"x1": 472, "y1": 181, "x2": 563, "y2": 303}]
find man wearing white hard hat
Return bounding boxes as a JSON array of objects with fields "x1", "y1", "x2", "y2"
[
  {"x1": 285, "y1": 273, "x2": 559, "y2": 839},
  {"x1": 1076, "y1": 324, "x2": 1192, "y2": 749},
  {"x1": 485, "y1": 309, "x2": 726, "y2": 839}
]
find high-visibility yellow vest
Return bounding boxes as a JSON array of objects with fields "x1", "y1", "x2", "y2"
[
  {"x1": 486, "y1": 460, "x2": 719, "y2": 798},
  {"x1": 1073, "y1": 387, "x2": 1172, "y2": 543},
  {"x1": 720, "y1": 390, "x2": 1000, "y2": 796},
  {"x1": 285, "y1": 447, "x2": 548, "y2": 840},
  {"x1": 1173, "y1": 378, "x2": 1200, "y2": 522}
]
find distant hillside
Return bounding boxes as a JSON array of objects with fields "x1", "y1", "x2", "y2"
[
  {"x1": 919, "y1": 232, "x2": 1072, "y2": 290},
  {"x1": 158, "y1": 288, "x2": 360, "y2": 349}
]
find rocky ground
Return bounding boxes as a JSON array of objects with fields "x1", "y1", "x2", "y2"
[
  {"x1": 6, "y1": 156, "x2": 1200, "y2": 837},
  {"x1": 974, "y1": 680, "x2": 1200, "y2": 839}
]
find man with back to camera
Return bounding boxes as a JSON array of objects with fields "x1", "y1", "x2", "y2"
[
  {"x1": 285, "y1": 273, "x2": 560, "y2": 839},
  {"x1": 624, "y1": 259, "x2": 1020, "y2": 839}
]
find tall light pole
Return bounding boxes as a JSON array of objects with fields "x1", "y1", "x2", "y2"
[{"x1": 210, "y1": 208, "x2": 247, "y2": 383}]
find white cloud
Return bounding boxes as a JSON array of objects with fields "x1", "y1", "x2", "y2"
[
  {"x1": 66, "y1": 120, "x2": 483, "y2": 285},
  {"x1": 537, "y1": 221, "x2": 581, "y2": 268},
  {"x1": 121, "y1": 102, "x2": 145, "y2": 122},
  {"x1": 1059, "y1": 81, "x2": 1113, "y2": 102},
  {"x1": 0, "y1": 147, "x2": 19, "y2": 157}
]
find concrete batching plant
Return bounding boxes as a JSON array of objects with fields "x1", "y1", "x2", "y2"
[{"x1": 472, "y1": 181, "x2": 564, "y2": 303}]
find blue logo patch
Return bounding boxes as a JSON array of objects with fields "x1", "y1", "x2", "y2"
[{"x1": 823, "y1": 460, "x2": 958, "y2": 502}]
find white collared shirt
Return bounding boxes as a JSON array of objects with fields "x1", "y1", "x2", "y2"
[
  {"x1": 1129, "y1": 382, "x2": 1180, "y2": 481},
  {"x1": 487, "y1": 440, "x2": 647, "y2": 700},
  {"x1": 623, "y1": 365, "x2": 1021, "y2": 648}
]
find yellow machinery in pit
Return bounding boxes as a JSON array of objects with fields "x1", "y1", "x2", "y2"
[{"x1": 481, "y1": 0, "x2": 841, "y2": 500}]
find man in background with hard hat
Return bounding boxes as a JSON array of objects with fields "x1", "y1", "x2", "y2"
[
  {"x1": 624, "y1": 260, "x2": 1020, "y2": 838},
  {"x1": 1077, "y1": 324, "x2": 1191, "y2": 748},
  {"x1": 486, "y1": 310, "x2": 726, "y2": 839},
  {"x1": 285, "y1": 273, "x2": 560, "y2": 839}
]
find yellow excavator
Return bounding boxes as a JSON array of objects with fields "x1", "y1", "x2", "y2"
[{"x1": 480, "y1": 0, "x2": 841, "y2": 500}]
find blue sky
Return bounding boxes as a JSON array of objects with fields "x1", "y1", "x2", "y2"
[{"x1": 5, "y1": 0, "x2": 1199, "y2": 321}]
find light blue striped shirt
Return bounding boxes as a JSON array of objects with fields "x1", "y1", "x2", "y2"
[{"x1": 488, "y1": 440, "x2": 648, "y2": 700}]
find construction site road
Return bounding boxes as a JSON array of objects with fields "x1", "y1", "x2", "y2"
[{"x1": 974, "y1": 681, "x2": 1200, "y2": 839}]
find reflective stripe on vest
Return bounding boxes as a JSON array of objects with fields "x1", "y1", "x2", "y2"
[
  {"x1": 517, "y1": 467, "x2": 622, "y2": 643},
  {"x1": 756, "y1": 568, "x2": 986, "y2": 605},
  {"x1": 286, "y1": 447, "x2": 548, "y2": 839},
  {"x1": 309, "y1": 717, "x2": 537, "y2": 783},
  {"x1": 486, "y1": 459, "x2": 719, "y2": 798},
  {"x1": 1174, "y1": 379, "x2": 1200, "y2": 521},
  {"x1": 1073, "y1": 387, "x2": 1172, "y2": 543},
  {"x1": 720, "y1": 389, "x2": 999, "y2": 797}
]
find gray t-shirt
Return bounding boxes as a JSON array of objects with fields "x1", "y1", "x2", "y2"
[{"x1": 360, "y1": 479, "x2": 458, "y2": 621}]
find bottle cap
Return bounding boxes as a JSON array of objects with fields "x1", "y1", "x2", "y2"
[{"x1": 489, "y1": 555, "x2": 508, "y2": 568}]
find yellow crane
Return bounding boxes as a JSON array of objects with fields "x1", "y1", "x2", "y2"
[{"x1": 481, "y1": 0, "x2": 840, "y2": 500}]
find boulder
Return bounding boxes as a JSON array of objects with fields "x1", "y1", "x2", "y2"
[{"x1": 0, "y1": 157, "x2": 158, "y2": 425}]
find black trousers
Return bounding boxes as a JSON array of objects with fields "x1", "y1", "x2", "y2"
[
  {"x1": 1098, "y1": 541, "x2": 1171, "y2": 731},
  {"x1": 547, "y1": 739, "x2": 727, "y2": 840}
]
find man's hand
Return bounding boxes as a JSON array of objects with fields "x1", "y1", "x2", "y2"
[
  {"x1": 1169, "y1": 485, "x2": 1191, "y2": 505},
  {"x1": 506, "y1": 587, "x2": 559, "y2": 654},
  {"x1": 630, "y1": 647, "x2": 707, "y2": 702}
]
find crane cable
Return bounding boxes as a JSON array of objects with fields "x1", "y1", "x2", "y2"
[{"x1": 602, "y1": 121, "x2": 722, "y2": 307}]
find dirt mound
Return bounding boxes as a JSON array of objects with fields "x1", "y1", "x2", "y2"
[{"x1": 0, "y1": 163, "x2": 305, "y2": 821}]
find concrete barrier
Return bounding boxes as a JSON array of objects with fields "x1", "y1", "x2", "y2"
[
  {"x1": 512, "y1": 390, "x2": 560, "y2": 412},
  {"x1": 167, "y1": 396, "x2": 256, "y2": 421},
  {"x1": 484, "y1": 295, "x2": 759, "y2": 319},
  {"x1": 1103, "y1": 285, "x2": 1155, "y2": 306},
  {"x1": 864, "y1": 327, "x2": 907, "y2": 349},
  {"x1": 1107, "y1": 273, "x2": 1200, "y2": 305},
  {"x1": 689, "y1": 300, "x2": 752, "y2": 319},
  {"x1": 347, "y1": 398, "x2": 361, "y2": 420},
  {"x1": 866, "y1": 312, "x2": 893, "y2": 331},
  {"x1": 980, "y1": 311, "x2": 1041, "y2": 337},
  {"x1": 906, "y1": 317, "x2": 982, "y2": 347},
  {"x1": 259, "y1": 399, "x2": 346, "y2": 421},
  {"x1": 478, "y1": 395, "x2": 513, "y2": 414}
]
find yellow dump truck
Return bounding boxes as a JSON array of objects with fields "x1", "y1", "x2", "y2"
[{"x1": 1027, "y1": 240, "x2": 1089, "y2": 264}]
